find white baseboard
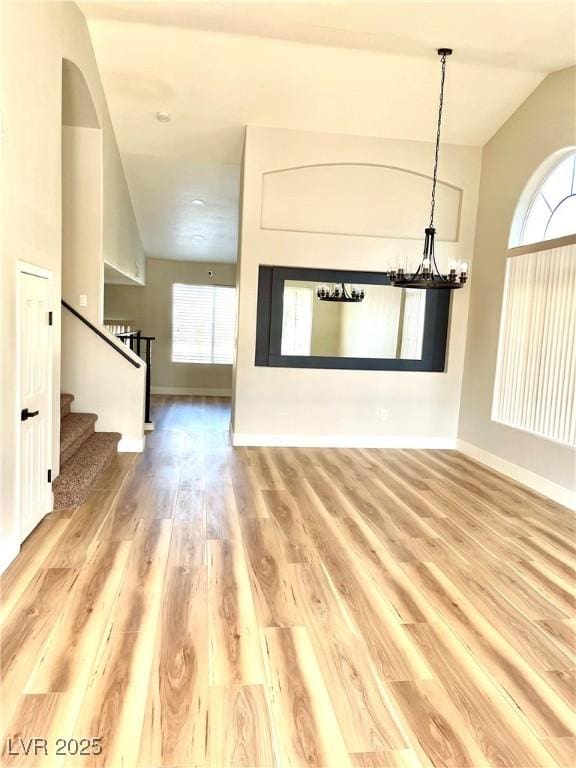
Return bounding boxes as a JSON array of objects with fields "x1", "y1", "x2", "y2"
[
  {"x1": 231, "y1": 433, "x2": 457, "y2": 449},
  {"x1": 0, "y1": 540, "x2": 20, "y2": 575},
  {"x1": 151, "y1": 386, "x2": 231, "y2": 397},
  {"x1": 118, "y1": 437, "x2": 145, "y2": 453},
  {"x1": 457, "y1": 440, "x2": 576, "y2": 511}
]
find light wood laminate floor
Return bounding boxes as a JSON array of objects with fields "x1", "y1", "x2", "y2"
[{"x1": 1, "y1": 395, "x2": 575, "y2": 768}]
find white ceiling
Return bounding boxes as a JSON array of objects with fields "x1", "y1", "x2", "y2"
[{"x1": 81, "y1": 1, "x2": 576, "y2": 263}]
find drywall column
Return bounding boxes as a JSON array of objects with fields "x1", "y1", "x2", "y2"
[{"x1": 233, "y1": 126, "x2": 482, "y2": 446}]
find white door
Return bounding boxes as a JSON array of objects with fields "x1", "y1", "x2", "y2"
[{"x1": 19, "y1": 270, "x2": 52, "y2": 540}]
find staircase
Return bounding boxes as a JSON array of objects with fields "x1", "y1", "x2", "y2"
[{"x1": 53, "y1": 393, "x2": 121, "y2": 510}]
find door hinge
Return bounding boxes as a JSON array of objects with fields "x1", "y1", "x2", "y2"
[
  {"x1": 47, "y1": 469, "x2": 52, "y2": 483},
  {"x1": 48, "y1": 311, "x2": 53, "y2": 326}
]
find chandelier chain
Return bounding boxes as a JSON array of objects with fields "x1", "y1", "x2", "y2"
[
  {"x1": 429, "y1": 52, "x2": 447, "y2": 228},
  {"x1": 383, "y1": 47, "x2": 466, "y2": 290}
]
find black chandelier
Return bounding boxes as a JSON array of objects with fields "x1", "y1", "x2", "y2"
[
  {"x1": 385, "y1": 48, "x2": 468, "y2": 290},
  {"x1": 316, "y1": 283, "x2": 365, "y2": 303}
]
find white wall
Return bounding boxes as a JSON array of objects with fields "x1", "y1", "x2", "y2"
[
  {"x1": 0, "y1": 1, "x2": 144, "y2": 571},
  {"x1": 60, "y1": 124, "x2": 146, "y2": 450},
  {"x1": 104, "y1": 258, "x2": 237, "y2": 395},
  {"x1": 62, "y1": 126, "x2": 104, "y2": 323},
  {"x1": 61, "y1": 314, "x2": 145, "y2": 451},
  {"x1": 458, "y1": 67, "x2": 576, "y2": 502},
  {"x1": 233, "y1": 126, "x2": 481, "y2": 446}
]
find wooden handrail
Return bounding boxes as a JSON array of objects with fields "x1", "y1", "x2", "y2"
[
  {"x1": 62, "y1": 300, "x2": 142, "y2": 369},
  {"x1": 117, "y1": 331, "x2": 156, "y2": 342}
]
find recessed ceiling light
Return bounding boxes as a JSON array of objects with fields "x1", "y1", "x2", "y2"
[
  {"x1": 193, "y1": 234, "x2": 205, "y2": 240},
  {"x1": 191, "y1": 199, "x2": 205, "y2": 206},
  {"x1": 155, "y1": 111, "x2": 171, "y2": 122}
]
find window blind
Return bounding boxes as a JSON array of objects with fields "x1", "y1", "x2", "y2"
[
  {"x1": 492, "y1": 244, "x2": 576, "y2": 447},
  {"x1": 281, "y1": 287, "x2": 313, "y2": 355},
  {"x1": 172, "y1": 283, "x2": 236, "y2": 364},
  {"x1": 400, "y1": 289, "x2": 426, "y2": 360}
]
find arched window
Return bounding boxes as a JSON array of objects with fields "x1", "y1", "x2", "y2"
[
  {"x1": 519, "y1": 150, "x2": 576, "y2": 246},
  {"x1": 493, "y1": 149, "x2": 576, "y2": 448}
]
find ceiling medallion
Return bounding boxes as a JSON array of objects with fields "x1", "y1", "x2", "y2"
[
  {"x1": 385, "y1": 48, "x2": 468, "y2": 290},
  {"x1": 316, "y1": 282, "x2": 365, "y2": 303}
]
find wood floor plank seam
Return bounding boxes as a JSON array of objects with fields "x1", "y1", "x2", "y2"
[{"x1": 1, "y1": 396, "x2": 573, "y2": 768}]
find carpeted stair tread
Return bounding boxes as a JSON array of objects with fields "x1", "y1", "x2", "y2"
[
  {"x1": 60, "y1": 393, "x2": 74, "y2": 419},
  {"x1": 53, "y1": 431, "x2": 121, "y2": 510},
  {"x1": 60, "y1": 412, "x2": 98, "y2": 466}
]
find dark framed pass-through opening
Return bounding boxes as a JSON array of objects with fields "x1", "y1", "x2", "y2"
[{"x1": 255, "y1": 266, "x2": 451, "y2": 371}]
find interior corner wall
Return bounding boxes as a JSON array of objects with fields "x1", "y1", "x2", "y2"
[
  {"x1": 0, "y1": 1, "x2": 144, "y2": 572},
  {"x1": 458, "y1": 66, "x2": 576, "y2": 496},
  {"x1": 233, "y1": 126, "x2": 482, "y2": 445},
  {"x1": 104, "y1": 257, "x2": 237, "y2": 394},
  {"x1": 62, "y1": 126, "x2": 103, "y2": 324}
]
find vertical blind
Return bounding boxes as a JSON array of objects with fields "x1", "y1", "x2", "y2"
[
  {"x1": 400, "y1": 289, "x2": 426, "y2": 360},
  {"x1": 492, "y1": 244, "x2": 576, "y2": 446},
  {"x1": 281, "y1": 287, "x2": 313, "y2": 355},
  {"x1": 172, "y1": 283, "x2": 236, "y2": 364}
]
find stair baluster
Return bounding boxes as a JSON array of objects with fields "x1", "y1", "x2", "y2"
[{"x1": 116, "y1": 330, "x2": 155, "y2": 429}]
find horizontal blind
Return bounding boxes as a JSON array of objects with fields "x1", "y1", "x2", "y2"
[
  {"x1": 172, "y1": 283, "x2": 236, "y2": 364},
  {"x1": 213, "y1": 286, "x2": 236, "y2": 364},
  {"x1": 492, "y1": 244, "x2": 576, "y2": 447}
]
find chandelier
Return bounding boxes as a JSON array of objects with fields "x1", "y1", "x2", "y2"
[
  {"x1": 316, "y1": 283, "x2": 365, "y2": 303},
  {"x1": 386, "y1": 49, "x2": 468, "y2": 290}
]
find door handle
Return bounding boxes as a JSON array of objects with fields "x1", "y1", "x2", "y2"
[{"x1": 21, "y1": 408, "x2": 39, "y2": 421}]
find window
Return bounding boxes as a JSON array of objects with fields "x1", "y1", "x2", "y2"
[
  {"x1": 172, "y1": 283, "x2": 236, "y2": 364},
  {"x1": 400, "y1": 289, "x2": 426, "y2": 360},
  {"x1": 494, "y1": 151, "x2": 576, "y2": 446},
  {"x1": 520, "y1": 151, "x2": 576, "y2": 246},
  {"x1": 281, "y1": 286, "x2": 313, "y2": 355},
  {"x1": 492, "y1": 244, "x2": 576, "y2": 447}
]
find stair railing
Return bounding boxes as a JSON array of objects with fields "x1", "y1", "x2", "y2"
[
  {"x1": 116, "y1": 330, "x2": 155, "y2": 425},
  {"x1": 62, "y1": 300, "x2": 141, "y2": 368}
]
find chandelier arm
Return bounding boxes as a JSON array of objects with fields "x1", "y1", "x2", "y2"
[
  {"x1": 429, "y1": 53, "x2": 448, "y2": 229},
  {"x1": 431, "y1": 246, "x2": 447, "y2": 281},
  {"x1": 430, "y1": 230, "x2": 445, "y2": 280}
]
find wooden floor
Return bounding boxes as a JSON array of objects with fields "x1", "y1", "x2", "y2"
[{"x1": 1, "y1": 396, "x2": 575, "y2": 768}]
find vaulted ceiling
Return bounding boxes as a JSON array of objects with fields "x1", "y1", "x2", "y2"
[{"x1": 81, "y1": 1, "x2": 576, "y2": 263}]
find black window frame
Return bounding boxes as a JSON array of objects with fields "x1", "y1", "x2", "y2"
[{"x1": 255, "y1": 266, "x2": 451, "y2": 372}]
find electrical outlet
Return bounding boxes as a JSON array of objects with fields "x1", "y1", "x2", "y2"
[
  {"x1": 379, "y1": 409, "x2": 389, "y2": 422},
  {"x1": 79, "y1": 295, "x2": 88, "y2": 307}
]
